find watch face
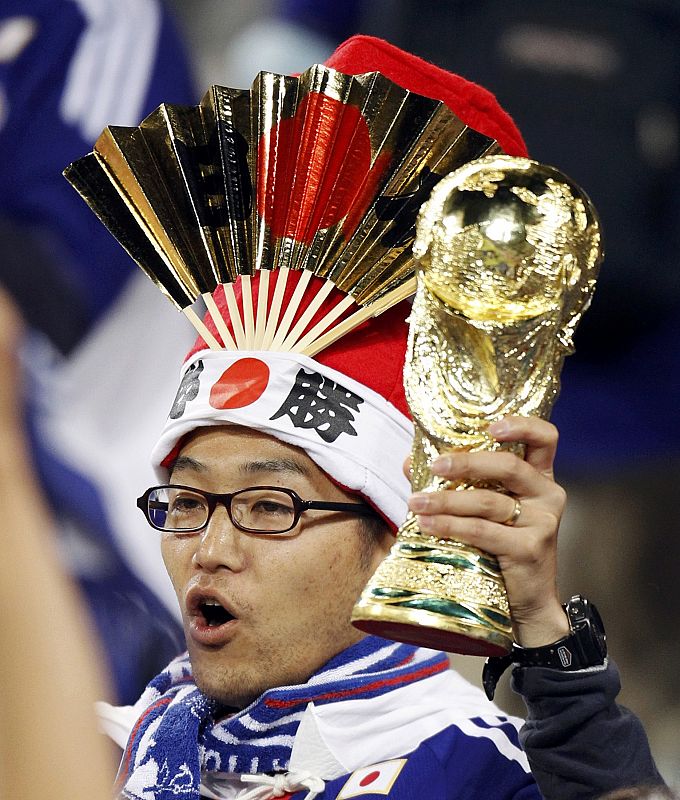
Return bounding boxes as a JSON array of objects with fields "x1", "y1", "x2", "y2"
[
  {"x1": 570, "y1": 596, "x2": 607, "y2": 661},
  {"x1": 588, "y1": 601, "x2": 607, "y2": 659}
]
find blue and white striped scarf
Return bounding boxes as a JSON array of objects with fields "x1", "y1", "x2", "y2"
[{"x1": 116, "y1": 636, "x2": 448, "y2": 799}]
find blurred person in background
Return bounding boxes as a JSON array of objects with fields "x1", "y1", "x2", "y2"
[
  {"x1": 0, "y1": 288, "x2": 115, "y2": 798},
  {"x1": 0, "y1": 0, "x2": 199, "y2": 705}
]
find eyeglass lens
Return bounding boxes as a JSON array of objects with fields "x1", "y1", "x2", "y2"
[{"x1": 148, "y1": 487, "x2": 297, "y2": 532}]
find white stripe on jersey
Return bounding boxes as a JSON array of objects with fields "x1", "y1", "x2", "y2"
[
  {"x1": 61, "y1": 0, "x2": 161, "y2": 141},
  {"x1": 454, "y1": 716, "x2": 530, "y2": 772},
  {"x1": 210, "y1": 726, "x2": 297, "y2": 751}
]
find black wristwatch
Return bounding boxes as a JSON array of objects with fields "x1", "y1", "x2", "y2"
[{"x1": 482, "y1": 595, "x2": 607, "y2": 700}]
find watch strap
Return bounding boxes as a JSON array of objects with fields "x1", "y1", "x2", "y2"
[{"x1": 482, "y1": 595, "x2": 606, "y2": 700}]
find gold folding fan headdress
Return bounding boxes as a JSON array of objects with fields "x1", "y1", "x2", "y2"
[
  {"x1": 63, "y1": 35, "x2": 527, "y2": 529},
  {"x1": 64, "y1": 62, "x2": 507, "y2": 356}
]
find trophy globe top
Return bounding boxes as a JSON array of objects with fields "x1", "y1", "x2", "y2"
[{"x1": 414, "y1": 155, "x2": 602, "y2": 334}]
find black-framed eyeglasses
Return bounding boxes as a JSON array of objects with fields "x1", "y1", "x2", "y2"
[{"x1": 137, "y1": 484, "x2": 375, "y2": 535}]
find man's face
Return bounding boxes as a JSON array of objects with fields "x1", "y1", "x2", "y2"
[{"x1": 161, "y1": 425, "x2": 391, "y2": 709}]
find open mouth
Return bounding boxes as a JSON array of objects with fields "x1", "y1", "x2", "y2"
[
  {"x1": 199, "y1": 600, "x2": 234, "y2": 628},
  {"x1": 186, "y1": 588, "x2": 239, "y2": 644}
]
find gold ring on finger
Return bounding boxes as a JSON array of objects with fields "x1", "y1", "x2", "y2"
[{"x1": 502, "y1": 496, "x2": 522, "y2": 527}]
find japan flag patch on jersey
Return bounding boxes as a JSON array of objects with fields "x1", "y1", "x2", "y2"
[{"x1": 336, "y1": 759, "x2": 407, "y2": 798}]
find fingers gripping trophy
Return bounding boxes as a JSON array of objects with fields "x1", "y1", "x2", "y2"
[{"x1": 352, "y1": 155, "x2": 602, "y2": 656}]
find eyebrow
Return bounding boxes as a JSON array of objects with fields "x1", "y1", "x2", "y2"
[
  {"x1": 238, "y1": 458, "x2": 310, "y2": 477},
  {"x1": 170, "y1": 455, "x2": 206, "y2": 475},
  {"x1": 169, "y1": 455, "x2": 309, "y2": 478}
]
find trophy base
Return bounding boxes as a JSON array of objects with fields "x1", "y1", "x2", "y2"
[
  {"x1": 351, "y1": 529, "x2": 513, "y2": 657},
  {"x1": 351, "y1": 602, "x2": 511, "y2": 657}
]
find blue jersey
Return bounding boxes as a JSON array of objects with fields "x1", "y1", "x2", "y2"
[
  {"x1": 0, "y1": 0, "x2": 195, "y2": 342},
  {"x1": 287, "y1": 726, "x2": 539, "y2": 799}
]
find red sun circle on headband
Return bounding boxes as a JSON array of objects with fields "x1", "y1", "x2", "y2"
[
  {"x1": 209, "y1": 358, "x2": 270, "y2": 409},
  {"x1": 258, "y1": 92, "x2": 372, "y2": 243}
]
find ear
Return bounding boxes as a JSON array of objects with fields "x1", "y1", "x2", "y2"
[{"x1": 372, "y1": 525, "x2": 394, "y2": 565}]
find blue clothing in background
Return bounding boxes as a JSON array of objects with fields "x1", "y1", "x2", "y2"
[
  {"x1": 0, "y1": 0, "x2": 196, "y2": 702},
  {"x1": 0, "y1": 0, "x2": 195, "y2": 348}
]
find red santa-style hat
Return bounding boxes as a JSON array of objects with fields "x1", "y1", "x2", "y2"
[{"x1": 64, "y1": 35, "x2": 526, "y2": 528}]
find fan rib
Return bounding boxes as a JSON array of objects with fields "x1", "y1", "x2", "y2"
[
  {"x1": 281, "y1": 278, "x2": 336, "y2": 351},
  {"x1": 183, "y1": 307, "x2": 221, "y2": 350},
  {"x1": 295, "y1": 294, "x2": 356, "y2": 353},
  {"x1": 241, "y1": 275, "x2": 255, "y2": 348},
  {"x1": 203, "y1": 292, "x2": 236, "y2": 349},
  {"x1": 260, "y1": 267, "x2": 290, "y2": 349},
  {"x1": 223, "y1": 283, "x2": 247, "y2": 348},
  {"x1": 253, "y1": 269, "x2": 271, "y2": 348},
  {"x1": 269, "y1": 270, "x2": 313, "y2": 350},
  {"x1": 303, "y1": 281, "x2": 415, "y2": 357}
]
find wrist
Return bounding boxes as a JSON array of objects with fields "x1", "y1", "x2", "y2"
[
  {"x1": 512, "y1": 602, "x2": 571, "y2": 648},
  {"x1": 483, "y1": 595, "x2": 607, "y2": 700},
  {"x1": 514, "y1": 596, "x2": 607, "y2": 668}
]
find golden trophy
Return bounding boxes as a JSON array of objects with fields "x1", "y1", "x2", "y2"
[{"x1": 352, "y1": 154, "x2": 602, "y2": 656}]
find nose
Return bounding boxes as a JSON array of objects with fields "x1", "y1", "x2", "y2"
[{"x1": 192, "y1": 503, "x2": 246, "y2": 573}]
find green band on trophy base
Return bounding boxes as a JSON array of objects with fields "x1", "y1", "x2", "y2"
[{"x1": 352, "y1": 523, "x2": 513, "y2": 656}]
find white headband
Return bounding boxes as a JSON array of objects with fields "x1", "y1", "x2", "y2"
[{"x1": 152, "y1": 350, "x2": 413, "y2": 528}]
